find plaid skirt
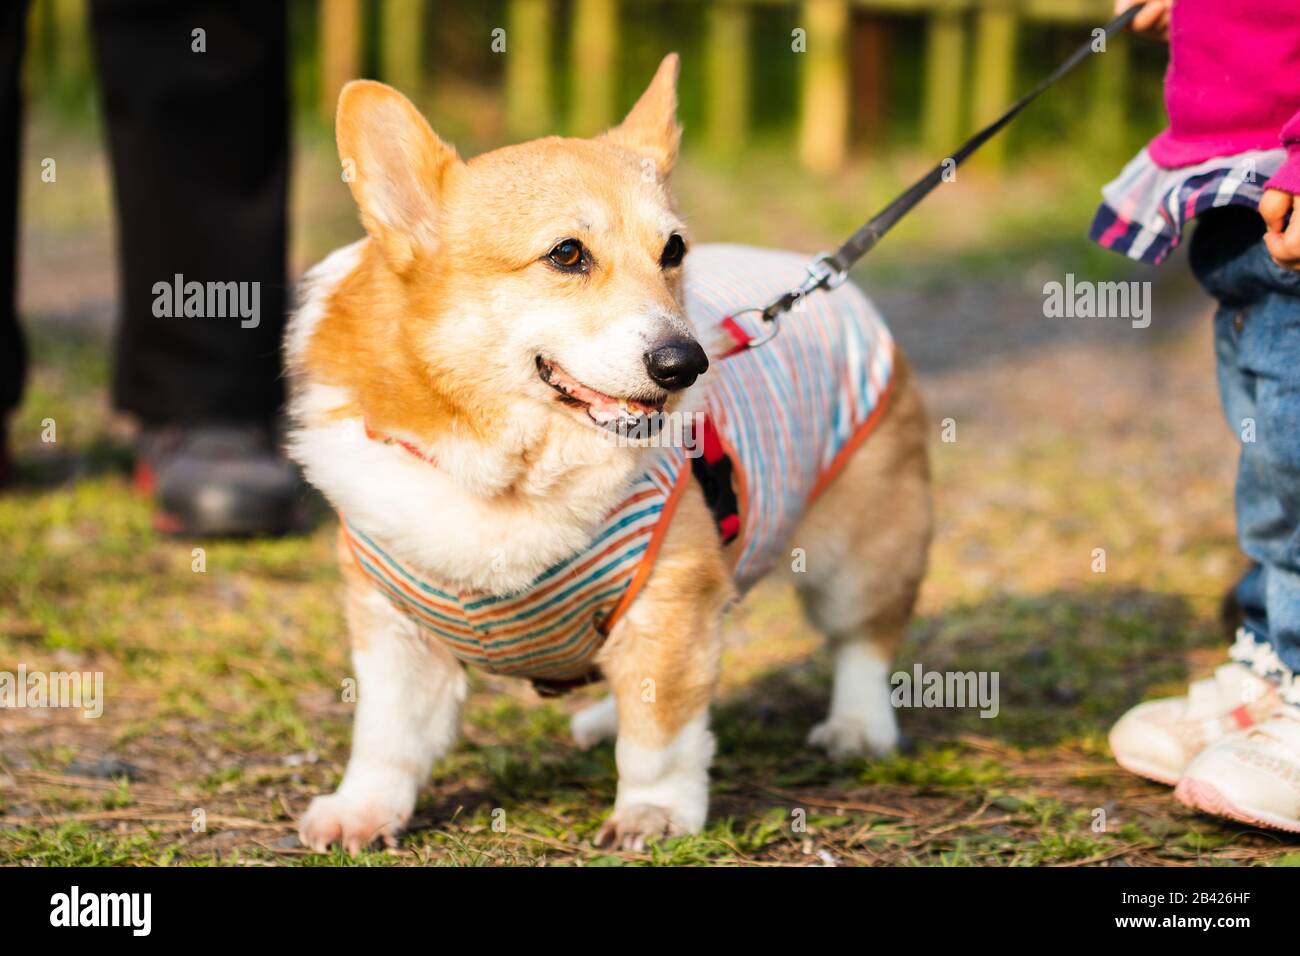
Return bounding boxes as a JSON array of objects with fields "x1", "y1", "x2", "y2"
[{"x1": 1090, "y1": 147, "x2": 1286, "y2": 265}]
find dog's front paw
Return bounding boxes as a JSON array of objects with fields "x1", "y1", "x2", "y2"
[
  {"x1": 298, "y1": 790, "x2": 413, "y2": 854},
  {"x1": 594, "y1": 804, "x2": 695, "y2": 852},
  {"x1": 807, "y1": 713, "x2": 898, "y2": 760}
]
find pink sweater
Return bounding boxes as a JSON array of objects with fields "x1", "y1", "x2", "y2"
[{"x1": 1149, "y1": 0, "x2": 1300, "y2": 194}]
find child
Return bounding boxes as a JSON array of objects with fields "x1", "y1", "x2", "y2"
[{"x1": 1101, "y1": 0, "x2": 1300, "y2": 832}]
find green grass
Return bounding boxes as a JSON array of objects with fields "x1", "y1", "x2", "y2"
[{"x1": 2, "y1": 322, "x2": 1293, "y2": 867}]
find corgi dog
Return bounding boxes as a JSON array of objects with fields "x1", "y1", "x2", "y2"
[{"x1": 286, "y1": 54, "x2": 932, "y2": 853}]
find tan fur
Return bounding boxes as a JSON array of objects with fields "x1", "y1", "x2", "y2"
[
  {"x1": 788, "y1": 353, "x2": 932, "y2": 660},
  {"x1": 597, "y1": 480, "x2": 735, "y2": 748},
  {"x1": 603, "y1": 53, "x2": 683, "y2": 176}
]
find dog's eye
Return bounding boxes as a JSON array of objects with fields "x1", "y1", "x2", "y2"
[
  {"x1": 547, "y1": 239, "x2": 585, "y2": 272},
  {"x1": 660, "y1": 233, "x2": 686, "y2": 268}
]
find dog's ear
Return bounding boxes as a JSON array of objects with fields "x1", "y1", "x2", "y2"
[
  {"x1": 336, "y1": 80, "x2": 460, "y2": 273},
  {"x1": 604, "y1": 53, "x2": 681, "y2": 177}
]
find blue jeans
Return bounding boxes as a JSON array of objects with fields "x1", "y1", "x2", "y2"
[{"x1": 1191, "y1": 207, "x2": 1300, "y2": 675}]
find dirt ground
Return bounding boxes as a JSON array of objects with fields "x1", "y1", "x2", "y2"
[{"x1": 2, "y1": 115, "x2": 1297, "y2": 866}]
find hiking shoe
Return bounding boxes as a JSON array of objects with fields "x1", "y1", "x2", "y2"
[
  {"x1": 1109, "y1": 661, "x2": 1282, "y2": 785},
  {"x1": 135, "y1": 425, "x2": 301, "y2": 536},
  {"x1": 1175, "y1": 705, "x2": 1300, "y2": 834}
]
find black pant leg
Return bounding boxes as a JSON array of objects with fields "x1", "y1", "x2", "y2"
[
  {"x1": 89, "y1": 0, "x2": 288, "y2": 426},
  {"x1": 0, "y1": 0, "x2": 30, "y2": 417}
]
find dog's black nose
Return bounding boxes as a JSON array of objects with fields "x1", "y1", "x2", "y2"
[{"x1": 644, "y1": 337, "x2": 709, "y2": 391}]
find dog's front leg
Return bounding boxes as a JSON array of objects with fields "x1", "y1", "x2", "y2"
[
  {"x1": 593, "y1": 486, "x2": 733, "y2": 851},
  {"x1": 300, "y1": 568, "x2": 467, "y2": 854}
]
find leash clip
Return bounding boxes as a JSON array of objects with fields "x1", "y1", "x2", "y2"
[
  {"x1": 726, "y1": 306, "x2": 776, "y2": 349},
  {"x1": 804, "y1": 252, "x2": 848, "y2": 293},
  {"x1": 778, "y1": 252, "x2": 848, "y2": 311},
  {"x1": 737, "y1": 252, "x2": 851, "y2": 351},
  {"x1": 777, "y1": 251, "x2": 849, "y2": 316}
]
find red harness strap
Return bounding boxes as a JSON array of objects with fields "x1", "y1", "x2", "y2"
[
  {"x1": 693, "y1": 416, "x2": 740, "y2": 544},
  {"x1": 686, "y1": 316, "x2": 753, "y2": 544},
  {"x1": 719, "y1": 315, "x2": 753, "y2": 356}
]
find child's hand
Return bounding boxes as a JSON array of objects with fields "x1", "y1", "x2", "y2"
[
  {"x1": 1115, "y1": 0, "x2": 1172, "y2": 41},
  {"x1": 1260, "y1": 189, "x2": 1300, "y2": 272}
]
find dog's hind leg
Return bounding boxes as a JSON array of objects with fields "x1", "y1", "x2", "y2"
[
  {"x1": 299, "y1": 537, "x2": 468, "y2": 854},
  {"x1": 804, "y1": 619, "x2": 910, "y2": 759},
  {"x1": 571, "y1": 694, "x2": 618, "y2": 749},
  {"x1": 787, "y1": 353, "x2": 932, "y2": 760}
]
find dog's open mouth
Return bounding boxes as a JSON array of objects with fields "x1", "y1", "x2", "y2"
[{"x1": 536, "y1": 356, "x2": 666, "y2": 431}]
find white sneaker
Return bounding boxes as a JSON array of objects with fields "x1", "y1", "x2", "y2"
[
  {"x1": 1108, "y1": 662, "x2": 1281, "y2": 785},
  {"x1": 1174, "y1": 705, "x2": 1300, "y2": 834}
]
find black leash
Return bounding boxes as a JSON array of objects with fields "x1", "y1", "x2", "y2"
[{"x1": 744, "y1": 4, "x2": 1141, "y2": 347}]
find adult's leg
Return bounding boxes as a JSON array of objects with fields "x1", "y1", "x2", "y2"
[
  {"x1": 89, "y1": 0, "x2": 288, "y2": 425},
  {"x1": 89, "y1": 0, "x2": 298, "y2": 535},
  {"x1": 0, "y1": 1, "x2": 30, "y2": 430}
]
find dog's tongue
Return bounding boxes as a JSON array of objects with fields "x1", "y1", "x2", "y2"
[
  {"x1": 557, "y1": 377, "x2": 622, "y2": 422},
  {"x1": 550, "y1": 365, "x2": 653, "y2": 422},
  {"x1": 586, "y1": 393, "x2": 657, "y2": 424}
]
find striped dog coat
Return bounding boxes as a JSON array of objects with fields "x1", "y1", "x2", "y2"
[{"x1": 343, "y1": 244, "x2": 896, "y2": 691}]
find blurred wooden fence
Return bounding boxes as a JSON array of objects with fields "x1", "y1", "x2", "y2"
[{"x1": 27, "y1": 0, "x2": 1126, "y2": 174}]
